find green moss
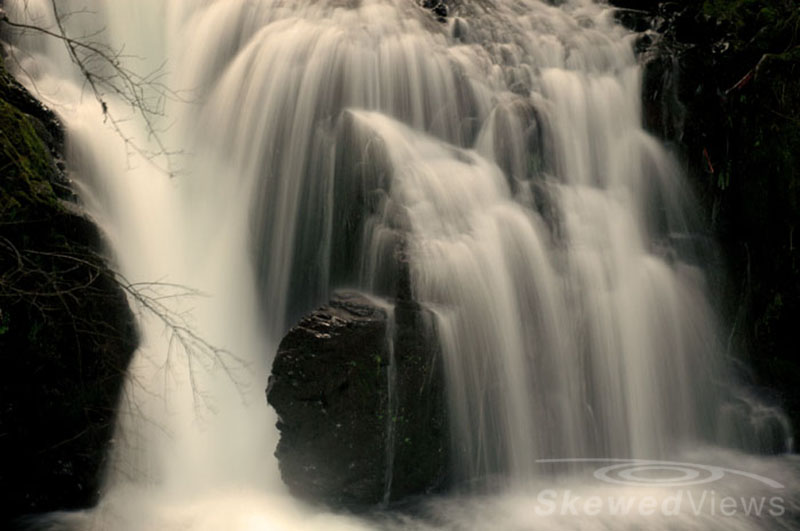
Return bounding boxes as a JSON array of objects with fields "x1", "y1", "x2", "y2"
[
  {"x1": 0, "y1": 70, "x2": 61, "y2": 220},
  {"x1": 0, "y1": 60, "x2": 70, "y2": 312}
]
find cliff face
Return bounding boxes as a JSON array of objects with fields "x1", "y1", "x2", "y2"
[
  {"x1": 0, "y1": 60, "x2": 137, "y2": 525},
  {"x1": 614, "y1": 0, "x2": 800, "y2": 443}
]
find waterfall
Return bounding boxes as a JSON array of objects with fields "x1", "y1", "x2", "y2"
[{"x1": 5, "y1": 0, "x2": 796, "y2": 529}]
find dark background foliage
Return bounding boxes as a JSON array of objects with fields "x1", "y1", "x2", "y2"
[{"x1": 613, "y1": 0, "x2": 800, "y2": 444}]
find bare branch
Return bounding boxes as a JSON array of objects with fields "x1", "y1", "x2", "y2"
[
  {"x1": 1, "y1": 2, "x2": 190, "y2": 176},
  {"x1": 115, "y1": 273, "x2": 253, "y2": 414}
]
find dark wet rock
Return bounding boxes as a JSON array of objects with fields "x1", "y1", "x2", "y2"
[
  {"x1": 613, "y1": 7, "x2": 654, "y2": 33},
  {"x1": 267, "y1": 291, "x2": 449, "y2": 509},
  {"x1": 0, "y1": 59, "x2": 137, "y2": 527},
  {"x1": 609, "y1": 0, "x2": 661, "y2": 10},
  {"x1": 421, "y1": 0, "x2": 447, "y2": 23}
]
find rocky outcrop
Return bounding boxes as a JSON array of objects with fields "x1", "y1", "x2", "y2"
[
  {"x1": 612, "y1": 0, "x2": 800, "y2": 445},
  {"x1": 0, "y1": 59, "x2": 137, "y2": 526},
  {"x1": 267, "y1": 291, "x2": 449, "y2": 509}
]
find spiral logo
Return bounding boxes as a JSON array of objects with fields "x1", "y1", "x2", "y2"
[
  {"x1": 592, "y1": 461, "x2": 723, "y2": 487},
  {"x1": 536, "y1": 459, "x2": 784, "y2": 489}
]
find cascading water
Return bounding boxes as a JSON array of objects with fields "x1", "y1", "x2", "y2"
[{"x1": 5, "y1": 0, "x2": 798, "y2": 529}]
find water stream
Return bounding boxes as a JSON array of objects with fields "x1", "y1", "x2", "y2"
[{"x1": 5, "y1": 0, "x2": 798, "y2": 529}]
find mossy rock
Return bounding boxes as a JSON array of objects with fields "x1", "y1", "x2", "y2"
[
  {"x1": 0, "y1": 57, "x2": 137, "y2": 526},
  {"x1": 0, "y1": 99, "x2": 59, "y2": 214}
]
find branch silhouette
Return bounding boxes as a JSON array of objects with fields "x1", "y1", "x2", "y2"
[{"x1": 1, "y1": 0, "x2": 187, "y2": 176}]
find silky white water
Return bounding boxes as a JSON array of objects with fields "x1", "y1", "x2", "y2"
[{"x1": 5, "y1": 0, "x2": 798, "y2": 529}]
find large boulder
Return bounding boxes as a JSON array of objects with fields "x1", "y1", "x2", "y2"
[
  {"x1": 0, "y1": 60, "x2": 137, "y2": 527},
  {"x1": 267, "y1": 291, "x2": 449, "y2": 508}
]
